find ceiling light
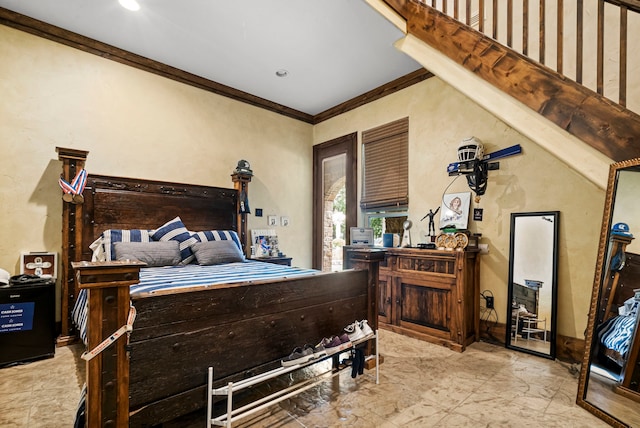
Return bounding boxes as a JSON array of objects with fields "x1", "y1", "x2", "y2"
[
  {"x1": 119, "y1": 0, "x2": 140, "y2": 11},
  {"x1": 275, "y1": 69, "x2": 289, "y2": 78}
]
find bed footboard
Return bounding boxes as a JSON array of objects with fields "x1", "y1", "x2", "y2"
[
  {"x1": 73, "y1": 249, "x2": 383, "y2": 427},
  {"x1": 72, "y1": 260, "x2": 145, "y2": 428}
]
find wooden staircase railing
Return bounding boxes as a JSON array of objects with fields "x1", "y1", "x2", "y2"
[
  {"x1": 384, "y1": 0, "x2": 640, "y2": 162},
  {"x1": 417, "y1": 0, "x2": 640, "y2": 111}
]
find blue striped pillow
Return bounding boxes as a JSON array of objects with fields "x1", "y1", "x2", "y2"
[
  {"x1": 151, "y1": 217, "x2": 198, "y2": 264},
  {"x1": 192, "y1": 230, "x2": 245, "y2": 259}
]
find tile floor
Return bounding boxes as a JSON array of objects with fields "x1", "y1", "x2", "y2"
[
  {"x1": 1, "y1": 343, "x2": 85, "y2": 428},
  {"x1": 1, "y1": 330, "x2": 609, "y2": 427}
]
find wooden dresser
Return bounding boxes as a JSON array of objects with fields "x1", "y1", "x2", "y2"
[{"x1": 345, "y1": 247, "x2": 480, "y2": 352}]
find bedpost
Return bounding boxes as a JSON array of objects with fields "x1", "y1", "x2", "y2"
[
  {"x1": 72, "y1": 261, "x2": 144, "y2": 428},
  {"x1": 56, "y1": 147, "x2": 90, "y2": 345},
  {"x1": 231, "y1": 171, "x2": 252, "y2": 257},
  {"x1": 345, "y1": 248, "x2": 385, "y2": 330},
  {"x1": 344, "y1": 247, "x2": 385, "y2": 368}
]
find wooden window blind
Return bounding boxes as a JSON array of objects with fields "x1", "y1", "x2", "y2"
[{"x1": 360, "y1": 117, "x2": 409, "y2": 210}]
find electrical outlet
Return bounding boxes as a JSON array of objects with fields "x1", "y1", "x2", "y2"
[{"x1": 485, "y1": 296, "x2": 494, "y2": 309}]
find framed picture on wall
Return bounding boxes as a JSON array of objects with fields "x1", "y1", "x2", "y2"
[{"x1": 439, "y1": 192, "x2": 471, "y2": 230}]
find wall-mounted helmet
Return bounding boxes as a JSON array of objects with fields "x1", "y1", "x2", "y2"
[{"x1": 458, "y1": 136, "x2": 485, "y2": 162}]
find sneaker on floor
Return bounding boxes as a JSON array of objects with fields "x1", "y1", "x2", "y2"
[
  {"x1": 344, "y1": 321, "x2": 365, "y2": 342},
  {"x1": 359, "y1": 319, "x2": 374, "y2": 337},
  {"x1": 281, "y1": 346, "x2": 314, "y2": 367}
]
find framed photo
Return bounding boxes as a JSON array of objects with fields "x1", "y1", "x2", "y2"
[
  {"x1": 250, "y1": 229, "x2": 278, "y2": 258},
  {"x1": 439, "y1": 192, "x2": 471, "y2": 230},
  {"x1": 267, "y1": 215, "x2": 277, "y2": 227},
  {"x1": 281, "y1": 216, "x2": 289, "y2": 227},
  {"x1": 350, "y1": 227, "x2": 374, "y2": 246},
  {"x1": 21, "y1": 252, "x2": 58, "y2": 278}
]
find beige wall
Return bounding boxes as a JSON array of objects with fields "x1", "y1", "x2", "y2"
[
  {"x1": 1, "y1": 22, "x2": 608, "y2": 339},
  {"x1": 314, "y1": 77, "x2": 605, "y2": 339},
  {"x1": 0, "y1": 25, "x2": 314, "y2": 321},
  {"x1": 613, "y1": 170, "x2": 640, "y2": 254}
]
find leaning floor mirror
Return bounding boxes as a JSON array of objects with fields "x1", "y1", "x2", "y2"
[
  {"x1": 577, "y1": 158, "x2": 640, "y2": 427},
  {"x1": 506, "y1": 211, "x2": 559, "y2": 359}
]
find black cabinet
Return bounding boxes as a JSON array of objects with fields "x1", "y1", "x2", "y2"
[{"x1": 0, "y1": 281, "x2": 56, "y2": 366}]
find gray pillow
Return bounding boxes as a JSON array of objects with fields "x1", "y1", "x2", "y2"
[
  {"x1": 192, "y1": 240, "x2": 245, "y2": 265},
  {"x1": 114, "y1": 241, "x2": 181, "y2": 267}
]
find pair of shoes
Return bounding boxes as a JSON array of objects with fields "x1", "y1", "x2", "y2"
[
  {"x1": 318, "y1": 334, "x2": 352, "y2": 355},
  {"x1": 281, "y1": 345, "x2": 314, "y2": 367},
  {"x1": 359, "y1": 319, "x2": 374, "y2": 337},
  {"x1": 318, "y1": 336, "x2": 341, "y2": 349},
  {"x1": 344, "y1": 321, "x2": 366, "y2": 342},
  {"x1": 344, "y1": 319, "x2": 374, "y2": 342},
  {"x1": 517, "y1": 304, "x2": 535, "y2": 317},
  {"x1": 338, "y1": 333, "x2": 352, "y2": 346}
]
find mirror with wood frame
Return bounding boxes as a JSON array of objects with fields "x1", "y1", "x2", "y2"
[
  {"x1": 506, "y1": 211, "x2": 559, "y2": 359},
  {"x1": 577, "y1": 158, "x2": 640, "y2": 427}
]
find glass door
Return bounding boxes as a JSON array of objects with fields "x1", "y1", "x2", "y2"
[{"x1": 313, "y1": 133, "x2": 357, "y2": 271}]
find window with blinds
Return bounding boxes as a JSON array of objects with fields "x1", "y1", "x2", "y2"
[{"x1": 360, "y1": 117, "x2": 409, "y2": 210}]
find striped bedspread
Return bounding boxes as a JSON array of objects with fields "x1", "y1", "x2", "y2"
[
  {"x1": 72, "y1": 260, "x2": 319, "y2": 344},
  {"x1": 597, "y1": 314, "x2": 638, "y2": 363}
]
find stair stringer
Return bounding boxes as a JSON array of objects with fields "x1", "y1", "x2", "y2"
[
  {"x1": 397, "y1": 34, "x2": 611, "y2": 190},
  {"x1": 366, "y1": 0, "x2": 610, "y2": 189}
]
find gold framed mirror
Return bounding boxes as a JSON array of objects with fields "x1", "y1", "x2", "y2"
[{"x1": 577, "y1": 158, "x2": 640, "y2": 427}]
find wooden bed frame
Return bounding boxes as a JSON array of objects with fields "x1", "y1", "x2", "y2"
[{"x1": 57, "y1": 149, "x2": 383, "y2": 427}]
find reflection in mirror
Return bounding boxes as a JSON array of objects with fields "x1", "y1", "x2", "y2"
[
  {"x1": 578, "y1": 159, "x2": 640, "y2": 427},
  {"x1": 506, "y1": 212, "x2": 558, "y2": 359}
]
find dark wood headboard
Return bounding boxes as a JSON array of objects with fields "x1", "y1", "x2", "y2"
[{"x1": 79, "y1": 175, "x2": 239, "y2": 262}]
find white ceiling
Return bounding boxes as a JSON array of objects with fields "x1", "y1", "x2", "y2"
[{"x1": 0, "y1": 0, "x2": 422, "y2": 116}]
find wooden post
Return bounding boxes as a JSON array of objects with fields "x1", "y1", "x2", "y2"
[
  {"x1": 231, "y1": 172, "x2": 252, "y2": 256},
  {"x1": 345, "y1": 247, "x2": 385, "y2": 368},
  {"x1": 56, "y1": 147, "x2": 89, "y2": 345},
  {"x1": 72, "y1": 261, "x2": 144, "y2": 428},
  {"x1": 599, "y1": 234, "x2": 634, "y2": 324}
]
